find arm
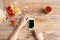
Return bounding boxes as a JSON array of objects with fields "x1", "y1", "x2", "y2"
[{"x1": 8, "y1": 16, "x2": 29, "y2": 40}]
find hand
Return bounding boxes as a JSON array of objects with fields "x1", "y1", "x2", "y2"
[
  {"x1": 18, "y1": 15, "x2": 29, "y2": 27},
  {"x1": 8, "y1": 15, "x2": 29, "y2": 40},
  {"x1": 33, "y1": 30, "x2": 44, "y2": 40}
]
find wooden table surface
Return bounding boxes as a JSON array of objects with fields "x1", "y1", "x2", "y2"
[{"x1": 0, "y1": 0, "x2": 60, "y2": 40}]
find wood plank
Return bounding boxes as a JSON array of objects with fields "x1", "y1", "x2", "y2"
[{"x1": 0, "y1": 0, "x2": 60, "y2": 40}]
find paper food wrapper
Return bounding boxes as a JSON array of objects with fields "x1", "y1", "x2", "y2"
[{"x1": 0, "y1": 9, "x2": 6, "y2": 22}]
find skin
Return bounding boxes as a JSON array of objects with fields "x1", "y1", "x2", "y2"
[
  {"x1": 8, "y1": 15, "x2": 44, "y2": 40},
  {"x1": 33, "y1": 30, "x2": 44, "y2": 40}
]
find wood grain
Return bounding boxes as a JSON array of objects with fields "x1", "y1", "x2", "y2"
[{"x1": 0, "y1": 0, "x2": 60, "y2": 40}]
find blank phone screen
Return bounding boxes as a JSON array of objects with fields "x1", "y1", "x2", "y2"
[{"x1": 29, "y1": 20, "x2": 34, "y2": 28}]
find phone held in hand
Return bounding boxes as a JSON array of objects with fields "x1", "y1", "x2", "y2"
[{"x1": 28, "y1": 18, "x2": 34, "y2": 30}]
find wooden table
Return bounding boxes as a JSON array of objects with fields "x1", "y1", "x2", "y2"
[{"x1": 0, "y1": 0, "x2": 60, "y2": 40}]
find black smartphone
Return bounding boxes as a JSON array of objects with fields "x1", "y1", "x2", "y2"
[{"x1": 28, "y1": 18, "x2": 34, "y2": 30}]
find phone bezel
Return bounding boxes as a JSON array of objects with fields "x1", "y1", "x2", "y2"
[{"x1": 28, "y1": 18, "x2": 34, "y2": 30}]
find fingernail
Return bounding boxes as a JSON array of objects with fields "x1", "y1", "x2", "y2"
[{"x1": 26, "y1": 17, "x2": 29, "y2": 20}]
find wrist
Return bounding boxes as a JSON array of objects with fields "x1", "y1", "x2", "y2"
[{"x1": 17, "y1": 23, "x2": 23, "y2": 29}]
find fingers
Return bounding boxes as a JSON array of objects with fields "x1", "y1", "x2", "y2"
[
  {"x1": 33, "y1": 30, "x2": 44, "y2": 40},
  {"x1": 26, "y1": 17, "x2": 29, "y2": 20},
  {"x1": 33, "y1": 30, "x2": 39, "y2": 34},
  {"x1": 33, "y1": 30, "x2": 43, "y2": 34},
  {"x1": 25, "y1": 16, "x2": 29, "y2": 21},
  {"x1": 20, "y1": 15, "x2": 29, "y2": 21}
]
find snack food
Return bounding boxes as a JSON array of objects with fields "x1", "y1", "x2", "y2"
[
  {"x1": 11, "y1": 4, "x2": 22, "y2": 14},
  {"x1": 0, "y1": 9, "x2": 6, "y2": 22},
  {"x1": 10, "y1": 20, "x2": 16, "y2": 26},
  {"x1": 7, "y1": 6, "x2": 15, "y2": 18}
]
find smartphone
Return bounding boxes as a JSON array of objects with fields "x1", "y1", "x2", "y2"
[{"x1": 28, "y1": 18, "x2": 34, "y2": 30}]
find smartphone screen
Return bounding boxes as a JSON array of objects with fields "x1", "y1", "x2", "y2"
[{"x1": 29, "y1": 20, "x2": 34, "y2": 28}]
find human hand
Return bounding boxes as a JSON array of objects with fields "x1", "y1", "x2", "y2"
[
  {"x1": 18, "y1": 15, "x2": 29, "y2": 27},
  {"x1": 33, "y1": 30, "x2": 44, "y2": 40}
]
